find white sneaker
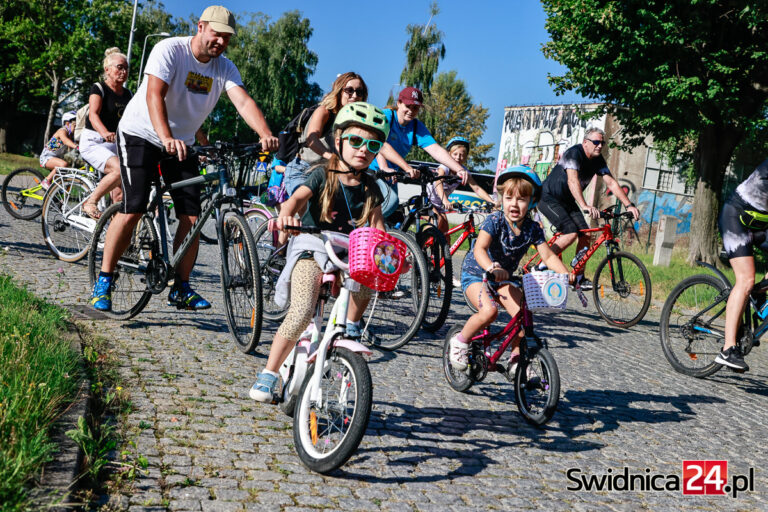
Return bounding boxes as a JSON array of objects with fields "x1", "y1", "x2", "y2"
[{"x1": 449, "y1": 335, "x2": 469, "y2": 370}]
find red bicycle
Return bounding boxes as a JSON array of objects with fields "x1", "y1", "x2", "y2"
[
  {"x1": 442, "y1": 273, "x2": 561, "y2": 426},
  {"x1": 523, "y1": 205, "x2": 652, "y2": 327}
]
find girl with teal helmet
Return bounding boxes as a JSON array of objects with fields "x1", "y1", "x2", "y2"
[
  {"x1": 448, "y1": 164, "x2": 573, "y2": 373},
  {"x1": 250, "y1": 101, "x2": 390, "y2": 403}
]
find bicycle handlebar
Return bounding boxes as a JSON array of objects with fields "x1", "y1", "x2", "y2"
[
  {"x1": 375, "y1": 168, "x2": 462, "y2": 187},
  {"x1": 451, "y1": 202, "x2": 495, "y2": 214},
  {"x1": 186, "y1": 141, "x2": 263, "y2": 159}
]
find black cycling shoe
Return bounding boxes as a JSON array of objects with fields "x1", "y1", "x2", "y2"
[{"x1": 715, "y1": 346, "x2": 749, "y2": 372}]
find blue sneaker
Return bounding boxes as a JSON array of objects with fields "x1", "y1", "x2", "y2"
[
  {"x1": 90, "y1": 275, "x2": 112, "y2": 311},
  {"x1": 167, "y1": 282, "x2": 211, "y2": 310},
  {"x1": 249, "y1": 371, "x2": 278, "y2": 402},
  {"x1": 345, "y1": 322, "x2": 382, "y2": 345}
]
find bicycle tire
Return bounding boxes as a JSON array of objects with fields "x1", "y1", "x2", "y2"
[
  {"x1": 293, "y1": 347, "x2": 372, "y2": 474},
  {"x1": 442, "y1": 325, "x2": 474, "y2": 392},
  {"x1": 514, "y1": 345, "x2": 560, "y2": 426},
  {"x1": 244, "y1": 209, "x2": 270, "y2": 234},
  {"x1": 199, "y1": 190, "x2": 218, "y2": 244},
  {"x1": 87, "y1": 202, "x2": 155, "y2": 320},
  {"x1": 659, "y1": 274, "x2": 726, "y2": 378},
  {"x1": 41, "y1": 176, "x2": 95, "y2": 262},
  {"x1": 2, "y1": 168, "x2": 46, "y2": 220},
  {"x1": 360, "y1": 230, "x2": 429, "y2": 351},
  {"x1": 417, "y1": 225, "x2": 453, "y2": 332},
  {"x1": 251, "y1": 219, "x2": 289, "y2": 322},
  {"x1": 592, "y1": 251, "x2": 652, "y2": 327},
  {"x1": 220, "y1": 212, "x2": 262, "y2": 354}
]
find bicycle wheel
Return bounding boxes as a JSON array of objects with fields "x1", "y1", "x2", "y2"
[
  {"x1": 442, "y1": 325, "x2": 474, "y2": 392},
  {"x1": 659, "y1": 274, "x2": 727, "y2": 377},
  {"x1": 251, "y1": 219, "x2": 289, "y2": 322},
  {"x1": 87, "y1": 202, "x2": 155, "y2": 319},
  {"x1": 417, "y1": 225, "x2": 453, "y2": 332},
  {"x1": 41, "y1": 176, "x2": 95, "y2": 262},
  {"x1": 244, "y1": 209, "x2": 270, "y2": 234},
  {"x1": 293, "y1": 347, "x2": 372, "y2": 474},
  {"x1": 199, "y1": 190, "x2": 218, "y2": 244},
  {"x1": 514, "y1": 346, "x2": 560, "y2": 426},
  {"x1": 360, "y1": 230, "x2": 429, "y2": 351},
  {"x1": 220, "y1": 212, "x2": 262, "y2": 354},
  {"x1": 592, "y1": 251, "x2": 652, "y2": 327},
  {"x1": 2, "y1": 168, "x2": 46, "y2": 220}
]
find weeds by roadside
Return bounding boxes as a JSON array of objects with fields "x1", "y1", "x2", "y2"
[{"x1": 0, "y1": 275, "x2": 82, "y2": 511}]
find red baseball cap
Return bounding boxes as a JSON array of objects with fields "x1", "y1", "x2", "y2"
[{"x1": 398, "y1": 87, "x2": 423, "y2": 106}]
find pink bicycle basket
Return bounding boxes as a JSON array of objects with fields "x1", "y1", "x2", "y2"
[{"x1": 348, "y1": 227, "x2": 406, "y2": 292}]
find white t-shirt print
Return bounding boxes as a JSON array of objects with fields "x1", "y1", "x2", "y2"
[{"x1": 119, "y1": 36, "x2": 243, "y2": 146}]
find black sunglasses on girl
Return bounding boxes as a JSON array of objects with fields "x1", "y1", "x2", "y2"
[
  {"x1": 342, "y1": 87, "x2": 365, "y2": 97},
  {"x1": 341, "y1": 134, "x2": 383, "y2": 154}
]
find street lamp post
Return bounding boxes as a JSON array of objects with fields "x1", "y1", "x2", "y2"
[
  {"x1": 126, "y1": 0, "x2": 138, "y2": 67},
  {"x1": 137, "y1": 32, "x2": 171, "y2": 88}
]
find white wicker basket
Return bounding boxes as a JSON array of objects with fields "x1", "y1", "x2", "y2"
[{"x1": 522, "y1": 271, "x2": 569, "y2": 313}]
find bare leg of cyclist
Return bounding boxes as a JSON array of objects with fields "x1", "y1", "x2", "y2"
[
  {"x1": 43, "y1": 157, "x2": 67, "y2": 184},
  {"x1": 724, "y1": 256, "x2": 754, "y2": 351},
  {"x1": 173, "y1": 214, "x2": 199, "y2": 282},
  {"x1": 85, "y1": 157, "x2": 122, "y2": 218},
  {"x1": 100, "y1": 212, "x2": 143, "y2": 273}
]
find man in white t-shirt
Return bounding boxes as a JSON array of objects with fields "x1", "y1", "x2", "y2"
[{"x1": 91, "y1": 5, "x2": 279, "y2": 312}]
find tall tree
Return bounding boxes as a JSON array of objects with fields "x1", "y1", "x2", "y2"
[
  {"x1": 398, "y1": 2, "x2": 445, "y2": 94},
  {"x1": 542, "y1": 0, "x2": 768, "y2": 264},
  {"x1": 203, "y1": 11, "x2": 321, "y2": 143},
  {"x1": 410, "y1": 71, "x2": 494, "y2": 170}
]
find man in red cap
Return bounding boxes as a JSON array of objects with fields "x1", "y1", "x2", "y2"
[{"x1": 371, "y1": 86, "x2": 472, "y2": 218}]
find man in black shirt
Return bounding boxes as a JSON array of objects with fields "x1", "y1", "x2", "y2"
[{"x1": 538, "y1": 128, "x2": 639, "y2": 289}]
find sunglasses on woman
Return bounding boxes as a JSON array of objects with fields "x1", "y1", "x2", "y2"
[
  {"x1": 341, "y1": 134, "x2": 383, "y2": 154},
  {"x1": 342, "y1": 86, "x2": 365, "y2": 97}
]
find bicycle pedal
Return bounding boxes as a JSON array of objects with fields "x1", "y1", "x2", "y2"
[
  {"x1": 270, "y1": 393, "x2": 281, "y2": 405},
  {"x1": 729, "y1": 367, "x2": 747, "y2": 374}
]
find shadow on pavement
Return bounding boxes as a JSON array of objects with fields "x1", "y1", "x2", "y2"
[{"x1": 332, "y1": 400, "x2": 602, "y2": 483}]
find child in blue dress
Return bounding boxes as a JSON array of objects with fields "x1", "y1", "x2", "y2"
[{"x1": 450, "y1": 166, "x2": 574, "y2": 370}]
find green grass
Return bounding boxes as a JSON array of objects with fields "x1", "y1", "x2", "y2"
[
  {"x1": 0, "y1": 275, "x2": 83, "y2": 510},
  {"x1": 0, "y1": 153, "x2": 39, "y2": 175}
]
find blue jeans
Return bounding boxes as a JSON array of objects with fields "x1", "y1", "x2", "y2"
[{"x1": 283, "y1": 158, "x2": 312, "y2": 196}]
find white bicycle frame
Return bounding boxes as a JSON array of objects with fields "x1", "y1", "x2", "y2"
[
  {"x1": 49, "y1": 165, "x2": 106, "y2": 233},
  {"x1": 279, "y1": 231, "x2": 372, "y2": 405}
]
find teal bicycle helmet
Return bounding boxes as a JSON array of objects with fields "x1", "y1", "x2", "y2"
[
  {"x1": 497, "y1": 165, "x2": 542, "y2": 208},
  {"x1": 333, "y1": 102, "x2": 390, "y2": 141},
  {"x1": 446, "y1": 136, "x2": 470, "y2": 151}
]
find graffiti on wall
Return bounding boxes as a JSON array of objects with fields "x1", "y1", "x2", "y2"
[
  {"x1": 497, "y1": 104, "x2": 606, "y2": 181},
  {"x1": 635, "y1": 190, "x2": 692, "y2": 235}
]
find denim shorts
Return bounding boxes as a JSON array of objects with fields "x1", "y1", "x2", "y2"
[
  {"x1": 283, "y1": 158, "x2": 312, "y2": 196},
  {"x1": 461, "y1": 272, "x2": 484, "y2": 293}
]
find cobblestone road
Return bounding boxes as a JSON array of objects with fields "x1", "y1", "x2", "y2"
[{"x1": 1, "y1": 200, "x2": 767, "y2": 511}]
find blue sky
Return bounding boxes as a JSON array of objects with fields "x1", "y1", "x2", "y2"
[{"x1": 154, "y1": 0, "x2": 586, "y2": 162}]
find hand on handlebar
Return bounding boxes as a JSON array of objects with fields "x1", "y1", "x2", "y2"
[
  {"x1": 161, "y1": 137, "x2": 187, "y2": 161},
  {"x1": 457, "y1": 168, "x2": 469, "y2": 186},
  {"x1": 260, "y1": 135, "x2": 279, "y2": 152},
  {"x1": 626, "y1": 205, "x2": 640, "y2": 220},
  {"x1": 269, "y1": 216, "x2": 302, "y2": 233},
  {"x1": 582, "y1": 205, "x2": 600, "y2": 219},
  {"x1": 405, "y1": 165, "x2": 420, "y2": 179}
]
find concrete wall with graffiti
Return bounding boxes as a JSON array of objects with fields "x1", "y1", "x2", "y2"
[
  {"x1": 496, "y1": 103, "x2": 607, "y2": 179},
  {"x1": 635, "y1": 190, "x2": 692, "y2": 235}
]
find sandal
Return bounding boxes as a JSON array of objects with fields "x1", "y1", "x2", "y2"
[{"x1": 83, "y1": 201, "x2": 101, "y2": 220}]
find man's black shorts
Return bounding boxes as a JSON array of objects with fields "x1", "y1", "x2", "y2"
[
  {"x1": 116, "y1": 130, "x2": 201, "y2": 215},
  {"x1": 538, "y1": 195, "x2": 589, "y2": 235}
]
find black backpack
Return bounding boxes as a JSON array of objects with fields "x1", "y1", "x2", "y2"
[{"x1": 276, "y1": 103, "x2": 324, "y2": 163}]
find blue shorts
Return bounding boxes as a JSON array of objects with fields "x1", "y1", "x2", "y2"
[
  {"x1": 283, "y1": 158, "x2": 312, "y2": 196},
  {"x1": 461, "y1": 272, "x2": 484, "y2": 293}
]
